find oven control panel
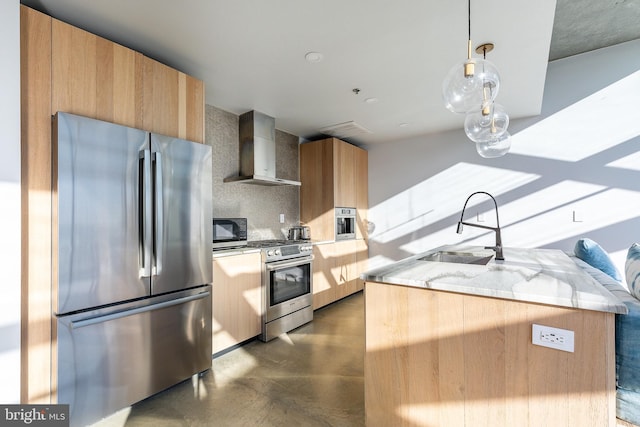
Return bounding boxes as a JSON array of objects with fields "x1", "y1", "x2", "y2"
[{"x1": 264, "y1": 244, "x2": 313, "y2": 262}]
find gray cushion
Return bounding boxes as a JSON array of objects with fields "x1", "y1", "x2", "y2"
[{"x1": 626, "y1": 243, "x2": 640, "y2": 300}]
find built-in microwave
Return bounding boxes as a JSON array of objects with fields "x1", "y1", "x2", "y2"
[
  {"x1": 335, "y1": 207, "x2": 356, "y2": 241},
  {"x1": 212, "y1": 218, "x2": 248, "y2": 249}
]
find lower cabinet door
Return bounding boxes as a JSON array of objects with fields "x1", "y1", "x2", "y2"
[{"x1": 212, "y1": 252, "x2": 262, "y2": 354}]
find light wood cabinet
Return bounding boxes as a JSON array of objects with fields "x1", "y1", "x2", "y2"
[
  {"x1": 301, "y1": 137, "x2": 369, "y2": 308},
  {"x1": 312, "y1": 243, "x2": 337, "y2": 310},
  {"x1": 355, "y1": 239, "x2": 368, "y2": 291},
  {"x1": 212, "y1": 253, "x2": 262, "y2": 354},
  {"x1": 312, "y1": 239, "x2": 367, "y2": 310},
  {"x1": 300, "y1": 137, "x2": 368, "y2": 240},
  {"x1": 21, "y1": 5, "x2": 53, "y2": 404},
  {"x1": 142, "y1": 57, "x2": 204, "y2": 143},
  {"x1": 52, "y1": 18, "x2": 143, "y2": 129},
  {"x1": 21, "y1": 4, "x2": 206, "y2": 403},
  {"x1": 333, "y1": 240, "x2": 359, "y2": 301},
  {"x1": 51, "y1": 18, "x2": 204, "y2": 143},
  {"x1": 333, "y1": 140, "x2": 357, "y2": 207},
  {"x1": 355, "y1": 147, "x2": 369, "y2": 240}
]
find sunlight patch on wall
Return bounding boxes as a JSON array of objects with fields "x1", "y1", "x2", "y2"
[
  {"x1": 502, "y1": 183, "x2": 640, "y2": 275},
  {"x1": 370, "y1": 162, "x2": 539, "y2": 245},
  {"x1": 397, "y1": 179, "x2": 640, "y2": 265},
  {"x1": 510, "y1": 70, "x2": 640, "y2": 161},
  {"x1": 607, "y1": 150, "x2": 640, "y2": 171}
]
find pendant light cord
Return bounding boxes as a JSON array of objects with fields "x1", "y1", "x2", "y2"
[{"x1": 468, "y1": 0, "x2": 471, "y2": 41}]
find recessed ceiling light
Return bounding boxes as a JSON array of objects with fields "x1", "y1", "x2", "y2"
[
  {"x1": 305, "y1": 52, "x2": 323, "y2": 63},
  {"x1": 364, "y1": 97, "x2": 378, "y2": 104}
]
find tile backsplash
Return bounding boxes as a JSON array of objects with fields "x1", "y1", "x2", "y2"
[{"x1": 205, "y1": 105, "x2": 300, "y2": 240}]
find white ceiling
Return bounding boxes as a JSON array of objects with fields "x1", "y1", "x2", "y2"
[{"x1": 20, "y1": 0, "x2": 638, "y2": 146}]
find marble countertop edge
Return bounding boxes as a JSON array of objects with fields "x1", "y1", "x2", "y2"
[{"x1": 361, "y1": 245, "x2": 628, "y2": 315}]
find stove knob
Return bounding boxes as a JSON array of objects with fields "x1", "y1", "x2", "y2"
[
  {"x1": 302, "y1": 245, "x2": 312, "y2": 252},
  {"x1": 267, "y1": 250, "x2": 274, "y2": 256},
  {"x1": 275, "y1": 249, "x2": 281, "y2": 256}
]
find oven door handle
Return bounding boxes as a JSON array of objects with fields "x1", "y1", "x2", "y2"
[{"x1": 265, "y1": 256, "x2": 313, "y2": 271}]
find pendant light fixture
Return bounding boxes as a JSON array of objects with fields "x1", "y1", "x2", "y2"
[
  {"x1": 464, "y1": 43, "x2": 509, "y2": 143},
  {"x1": 442, "y1": 0, "x2": 510, "y2": 157},
  {"x1": 442, "y1": 1, "x2": 500, "y2": 114},
  {"x1": 475, "y1": 131, "x2": 511, "y2": 158}
]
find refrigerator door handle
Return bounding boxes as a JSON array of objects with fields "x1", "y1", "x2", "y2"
[
  {"x1": 139, "y1": 149, "x2": 153, "y2": 278},
  {"x1": 153, "y1": 152, "x2": 164, "y2": 276},
  {"x1": 70, "y1": 291, "x2": 211, "y2": 329}
]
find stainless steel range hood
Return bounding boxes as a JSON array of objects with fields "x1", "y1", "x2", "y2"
[{"x1": 224, "y1": 110, "x2": 301, "y2": 186}]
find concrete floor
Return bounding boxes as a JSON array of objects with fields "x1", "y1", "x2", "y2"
[{"x1": 92, "y1": 292, "x2": 365, "y2": 427}]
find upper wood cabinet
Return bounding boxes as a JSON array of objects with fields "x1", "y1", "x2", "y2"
[
  {"x1": 355, "y1": 147, "x2": 368, "y2": 240},
  {"x1": 300, "y1": 137, "x2": 368, "y2": 241},
  {"x1": 51, "y1": 17, "x2": 204, "y2": 143},
  {"x1": 52, "y1": 18, "x2": 143, "y2": 129},
  {"x1": 333, "y1": 140, "x2": 357, "y2": 207},
  {"x1": 142, "y1": 57, "x2": 204, "y2": 143}
]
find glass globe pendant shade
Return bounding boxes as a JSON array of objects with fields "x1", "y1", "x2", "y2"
[
  {"x1": 475, "y1": 131, "x2": 511, "y2": 158},
  {"x1": 464, "y1": 102, "x2": 509, "y2": 143},
  {"x1": 442, "y1": 57, "x2": 500, "y2": 114}
]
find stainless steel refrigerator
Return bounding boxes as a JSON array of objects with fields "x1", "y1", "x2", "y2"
[{"x1": 53, "y1": 112, "x2": 213, "y2": 427}]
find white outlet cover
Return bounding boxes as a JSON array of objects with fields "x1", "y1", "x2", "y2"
[{"x1": 532, "y1": 324, "x2": 574, "y2": 353}]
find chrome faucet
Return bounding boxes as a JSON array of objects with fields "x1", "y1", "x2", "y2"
[{"x1": 456, "y1": 191, "x2": 504, "y2": 261}]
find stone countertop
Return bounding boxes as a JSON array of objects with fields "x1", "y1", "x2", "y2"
[{"x1": 361, "y1": 244, "x2": 628, "y2": 314}]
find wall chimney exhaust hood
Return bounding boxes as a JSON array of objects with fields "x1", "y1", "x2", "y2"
[{"x1": 224, "y1": 110, "x2": 301, "y2": 186}]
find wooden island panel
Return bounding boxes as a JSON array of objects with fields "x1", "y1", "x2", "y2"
[{"x1": 364, "y1": 281, "x2": 615, "y2": 427}]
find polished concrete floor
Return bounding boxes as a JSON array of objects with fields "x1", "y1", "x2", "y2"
[{"x1": 92, "y1": 292, "x2": 365, "y2": 427}]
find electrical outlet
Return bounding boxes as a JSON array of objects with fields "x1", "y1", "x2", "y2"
[
  {"x1": 477, "y1": 212, "x2": 485, "y2": 222},
  {"x1": 279, "y1": 213, "x2": 285, "y2": 224},
  {"x1": 532, "y1": 324, "x2": 574, "y2": 352}
]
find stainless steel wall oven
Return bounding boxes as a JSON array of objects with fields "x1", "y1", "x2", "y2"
[
  {"x1": 336, "y1": 207, "x2": 356, "y2": 240},
  {"x1": 258, "y1": 242, "x2": 314, "y2": 342}
]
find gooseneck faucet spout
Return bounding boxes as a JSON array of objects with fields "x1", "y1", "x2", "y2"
[{"x1": 456, "y1": 191, "x2": 504, "y2": 261}]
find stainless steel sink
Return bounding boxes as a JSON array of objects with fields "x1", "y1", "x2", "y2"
[{"x1": 418, "y1": 251, "x2": 494, "y2": 265}]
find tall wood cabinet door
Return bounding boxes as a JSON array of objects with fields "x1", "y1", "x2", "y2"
[
  {"x1": 212, "y1": 252, "x2": 262, "y2": 354},
  {"x1": 51, "y1": 19, "x2": 143, "y2": 128},
  {"x1": 300, "y1": 140, "x2": 335, "y2": 241},
  {"x1": 312, "y1": 243, "x2": 337, "y2": 309},
  {"x1": 355, "y1": 146, "x2": 368, "y2": 240},
  {"x1": 333, "y1": 240, "x2": 358, "y2": 300},
  {"x1": 142, "y1": 57, "x2": 204, "y2": 143},
  {"x1": 355, "y1": 239, "x2": 368, "y2": 291},
  {"x1": 333, "y1": 139, "x2": 357, "y2": 208},
  {"x1": 21, "y1": 5, "x2": 53, "y2": 404}
]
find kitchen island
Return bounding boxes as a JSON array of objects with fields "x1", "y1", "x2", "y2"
[{"x1": 362, "y1": 245, "x2": 626, "y2": 427}]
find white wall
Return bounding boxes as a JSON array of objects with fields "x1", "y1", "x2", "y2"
[
  {"x1": 367, "y1": 39, "x2": 640, "y2": 281},
  {"x1": 0, "y1": 0, "x2": 22, "y2": 403}
]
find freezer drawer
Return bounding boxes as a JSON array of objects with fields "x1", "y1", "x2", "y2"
[{"x1": 56, "y1": 286, "x2": 212, "y2": 427}]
